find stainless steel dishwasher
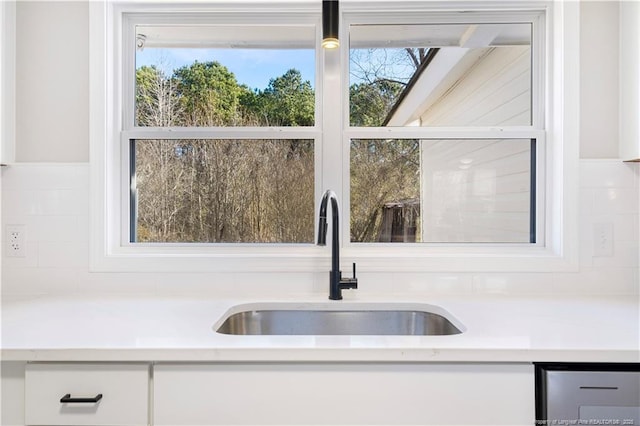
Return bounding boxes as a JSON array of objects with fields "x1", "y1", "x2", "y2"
[{"x1": 536, "y1": 363, "x2": 640, "y2": 425}]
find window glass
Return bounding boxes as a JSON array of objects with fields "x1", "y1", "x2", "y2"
[
  {"x1": 350, "y1": 139, "x2": 421, "y2": 242},
  {"x1": 349, "y1": 23, "x2": 532, "y2": 127},
  {"x1": 128, "y1": 22, "x2": 317, "y2": 244},
  {"x1": 420, "y1": 139, "x2": 534, "y2": 243},
  {"x1": 135, "y1": 25, "x2": 316, "y2": 127},
  {"x1": 122, "y1": 12, "x2": 542, "y2": 250},
  {"x1": 132, "y1": 139, "x2": 315, "y2": 243},
  {"x1": 350, "y1": 138, "x2": 534, "y2": 243}
]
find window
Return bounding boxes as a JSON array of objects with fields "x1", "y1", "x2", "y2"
[
  {"x1": 124, "y1": 17, "x2": 319, "y2": 244},
  {"x1": 90, "y1": 1, "x2": 580, "y2": 272},
  {"x1": 346, "y1": 19, "x2": 543, "y2": 244}
]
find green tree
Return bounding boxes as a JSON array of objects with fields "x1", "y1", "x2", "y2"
[
  {"x1": 173, "y1": 61, "x2": 246, "y2": 126},
  {"x1": 252, "y1": 69, "x2": 315, "y2": 126}
]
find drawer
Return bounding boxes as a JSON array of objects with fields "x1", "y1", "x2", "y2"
[{"x1": 25, "y1": 363, "x2": 149, "y2": 426}]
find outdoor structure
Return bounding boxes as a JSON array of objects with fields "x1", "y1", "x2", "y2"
[
  {"x1": 382, "y1": 23, "x2": 533, "y2": 243},
  {"x1": 378, "y1": 199, "x2": 420, "y2": 242}
]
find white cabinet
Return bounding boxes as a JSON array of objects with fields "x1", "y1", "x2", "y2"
[
  {"x1": 1, "y1": 361, "x2": 26, "y2": 426},
  {"x1": 154, "y1": 362, "x2": 534, "y2": 425},
  {"x1": 24, "y1": 363, "x2": 149, "y2": 426},
  {"x1": 620, "y1": 0, "x2": 640, "y2": 161}
]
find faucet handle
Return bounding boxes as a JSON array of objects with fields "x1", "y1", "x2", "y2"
[{"x1": 336, "y1": 262, "x2": 358, "y2": 295}]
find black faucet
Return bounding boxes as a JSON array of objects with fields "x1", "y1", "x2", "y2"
[{"x1": 317, "y1": 190, "x2": 358, "y2": 300}]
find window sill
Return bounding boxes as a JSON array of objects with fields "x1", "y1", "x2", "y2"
[{"x1": 90, "y1": 244, "x2": 579, "y2": 273}]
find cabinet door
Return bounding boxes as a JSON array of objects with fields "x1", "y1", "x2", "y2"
[
  {"x1": 154, "y1": 363, "x2": 534, "y2": 425},
  {"x1": 620, "y1": 0, "x2": 640, "y2": 160},
  {"x1": 25, "y1": 363, "x2": 149, "y2": 426}
]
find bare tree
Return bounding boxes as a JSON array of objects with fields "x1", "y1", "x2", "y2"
[
  {"x1": 134, "y1": 63, "x2": 315, "y2": 243},
  {"x1": 348, "y1": 48, "x2": 429, "y2": 242}
]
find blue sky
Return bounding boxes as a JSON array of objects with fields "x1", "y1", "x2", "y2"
[{"x1": 136, "y1": 48, "x2": 316, "y2": 90}]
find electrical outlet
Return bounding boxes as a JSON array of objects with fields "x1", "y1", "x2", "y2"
[
  {"x1": 5, "y1": 224, "x2": 26, "y2": 257},
  {"x1": 593, "y1": 222, "x2": 614, "y2": 257}
]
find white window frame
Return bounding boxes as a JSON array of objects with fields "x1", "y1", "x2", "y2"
[
  {"x1": 89, "y1": 0, "x2": 580, "y2": 273},
  {"x1": 120, "y1": 10, "x2": 322, "y2": 247},
  {"x1": 340, "y1": 8, "x2": 548, "y2": 269}
]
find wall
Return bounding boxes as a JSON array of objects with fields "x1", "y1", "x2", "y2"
[
  {"x1": 1, "y1": 1, "x2": 639, "y2": 297},
  {"x1": 1, "y1": 160, "x2": 638, "y2": 296},
  {"x1": 6, "y1": 1, "x2": 626, "y2": 163},
  {"x1": 15, "y1": 1, "x2": 88, "y2": 162},
  {"x1": 580, "y1": 1, "x2": 619, "y2": 159}
]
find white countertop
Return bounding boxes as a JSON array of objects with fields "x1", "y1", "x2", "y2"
[{"x1": 1, "y1": 294, "x2": 639, "y2": 363}]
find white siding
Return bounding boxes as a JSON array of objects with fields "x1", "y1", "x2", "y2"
[
  {"x1": 419, "y1": 46, "x2": 531, "y2": 127},
  {"x1": 418, "y1": 46, "x2": 532, "y2": 243},
  {"x1": 421, "y1": 139, "x2": 531, "y2": 242}
]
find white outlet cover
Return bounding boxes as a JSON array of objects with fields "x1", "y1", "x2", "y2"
[
  {"x1": 592, "y1": 222, "x2": 614, "y2": 257},
  {"x1": 5, "y1": 224, "x2": 26, "y2": 257}
]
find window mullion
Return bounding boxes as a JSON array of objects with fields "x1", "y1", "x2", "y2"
[
  {"x1": 345, "y1": 127, "x2": 545, "y2": 140},
  {"x1": 123, "y1": 127, "x2": 321, "y2": 141}
]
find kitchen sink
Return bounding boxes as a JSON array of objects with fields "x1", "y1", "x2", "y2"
[{"x1": 215, "y1": 304, "x2": 463, "y2": 336}]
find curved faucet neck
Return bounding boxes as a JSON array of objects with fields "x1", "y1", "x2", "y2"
[{"x1": 318, "y1": 190, "x2": 340, "y2": 272}]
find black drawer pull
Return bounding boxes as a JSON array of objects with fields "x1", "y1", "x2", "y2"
[
  {"x1": 579, "y1": 386, "x2": 619, "y2": 390},
  {"x1": 60, "y1": 393, "x2": 103, "y2": 403}
]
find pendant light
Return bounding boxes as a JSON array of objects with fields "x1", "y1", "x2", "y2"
[{"x1": 322, "y1": 0, "x2": 339, "y2": 49}]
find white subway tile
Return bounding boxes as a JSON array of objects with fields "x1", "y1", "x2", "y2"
[
  {"x1": 592, "y1": 188, "x2": 639, "y2": 215},
  {"x1": 578, "y1": 188, "x2": 595, "y2": 216},
  {"x1": 1, "y1": 162, "x2": 638, "y2": 298},
  {"x1": 1, "y1": 267, "x2": 80, "y2": 296},
  {"x1": 77, "y1": 271, "x2": 159, "y2": 296},
  {"x1": 587, "y1": 214, "x2": 639, "y2": 242},
  {"x1": 472, "y1": 273, "x2": 556, "y2": 294},
  {"x1": 232, "y1": 272, "x2": 316, "y2": 296},
  {"x1": 1, "y1": 189, "x2": 40, "y2": 217},
  {"x1": 33, "y1": 215, "x2": 88, "y2": 242},
  {"x1": 312, "y1": 271, "x2": 328, "y2": 293},
  {"x1": 149, "y1": 271, "x2": 316, "y2": 297},
  {"x1": 555, "y1": 267, "x2": 639, "y2": 295},
  {"x1": 397, "y1": 272, "x2": 474, "y2": 294},
  {"x1": 354, "y1": 272, "x2": 397, "y2": 294},
  {"x1": 0, "y1": 164, "x2": 89, "y2": 190},
  {"x1": 578, "y1": 219, "x2": 594, "y2": 268},
  {"x1": 31, "y1": 189, "x2": 89, "y2": 215},
  {"x1": 38, "y1": 241, "x2": 89, "y2": 268},
  {"x1": 580, "y1": 160, "x2": 638, "y2": 188},
  {"x1": 592, "y1": 240, "x2": 639, "y2": 268}
]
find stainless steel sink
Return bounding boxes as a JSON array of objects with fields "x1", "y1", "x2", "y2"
[{"x1": 216, "y1": 307, "x2": 463, "y2": 336}]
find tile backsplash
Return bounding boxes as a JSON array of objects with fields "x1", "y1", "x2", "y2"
[{"x1": 1, "y1": 160, "x2": 638, "y2": 297}]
